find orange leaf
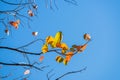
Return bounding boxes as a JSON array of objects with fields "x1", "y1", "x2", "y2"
[
  {"x1": 39, "y1": 56, "x2": 44, "y2": 62},
  {"x1": 65, "y1": 52, "x2": 73, "y2": 61},
  {"x1": 81, "y1": 44, "x2": 87, "y2": 51},
  {"x1": 9, "y1": 20, "x2": 20, "y2": 29}
]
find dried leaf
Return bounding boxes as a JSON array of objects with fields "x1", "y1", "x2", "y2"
[
  {"x1": 28, "y1": 10, "x2": 34, "y2": 17},
  {"x1": 76, "y1": 46, "x2": 82, "y2": 52},
  {"x1": 81, "y1": 44, "x2": 87, "y2": 51},
  {"x1": 32, "y1": 32, "x2": 38, "y2": 36},
  {"x1": 33, "y1": 5, "x2": 38, "y2": 9},
  {"x1": 24, "y1": 69, "x2": 30, "y2": 75},
  {"x1": 5, "y1": 29, "x2": 9, "y2": 36},
  {"x1": 84, "y1": 33, "x2": 91, "y2": 40},
  {"x1": 9, "y1": 20, "x2": 20, "y2": 29},
  {"x1": 70, "y1": 47, "x2": 75, "y2": 52}
]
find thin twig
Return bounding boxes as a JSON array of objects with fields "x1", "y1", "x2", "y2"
[
  {"x1": 55, "y1": 67, "x2": 87, "y2": 80},
  {"x1": 17, "y1": 39, "x2": 44, "y2": 49},
  {"x1": 0, "y1": 46, "x2": 65, "y2": 56},
  {"x1": 0, "y1": 0, "x2": 33, "y2": 5},
  {"x1": 0, "y1": 62, "x2": 43, "y2": 71}
]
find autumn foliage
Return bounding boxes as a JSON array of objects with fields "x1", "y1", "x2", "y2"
[{"x1": 41, "y1": 31, "x2": 91, "y2": 65}]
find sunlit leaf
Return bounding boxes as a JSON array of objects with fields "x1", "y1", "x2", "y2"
[
  {"x1": 61, "y1": 49, "x2": 67, "y2": 54},
  {"x1": 52, "y1": 31, "x2": 63, "y2": 48},
  {"x1": 42, "y1": 44, "x2": 48, "y2": 53},
  {"x1": 60, "y1": 43, "x2": 69, "y2": 53},
  {"x1": 56, "y1": 56, "x2": 64, "y2": 63},
  {"x1": 24, "y1": 69, "x2": 30, "y2": 75},
  {"x1": 46, "y1": 36, "x2": 54, "y2": 44},
  {"x1": 63, "y1": 59, "x2": 68, "y2": 65},
  {"x1": 65, "y1": 52, "x2": 74, "y2": 62}
]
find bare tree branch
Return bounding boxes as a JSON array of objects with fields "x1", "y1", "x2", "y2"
[
  {"x1": 55, "y1": 67, "x2": 87, "y2": 80},
  {"x1": 47, "y1": 69, "x2": 55, "y2": 80},
  {"x1": 0, "y1": 0, "x2": 33, "y2": 5},
  {"x1": 64, "y1": 0, "x2": 78, "y2": 6},
  {"x1": 0, "y1": 46, "x2": 65, "y2": 56},
  {"x1": 17, "y1": 39, "x2": 44, "y2": 49},
  {"x1": 0, "y1": 62, "x2": 44, "y2": 71}
]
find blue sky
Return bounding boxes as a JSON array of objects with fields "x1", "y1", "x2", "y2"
[{"x1": 0, "y1": 0, "x2": 120, "y2": 80}]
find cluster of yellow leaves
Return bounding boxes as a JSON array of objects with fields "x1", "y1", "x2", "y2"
[
  {"x1": 42, "y1": 31, "x2": 69, "y2": 54},
  {"x1": 41, "y1": 32, "x2": 91, "y2": 65}
]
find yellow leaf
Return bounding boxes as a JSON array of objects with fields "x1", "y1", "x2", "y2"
[
  {"x1": 61, "y1": 43, "x2": 68, "y2": 50},
  {"x1": 42, "y1": 44, "x2": 48, "y2": 53},
  {"x1": 56, "y1": 56, "x2": 64, "y2": 63},
  {"x1": 63, "y1": 59, "x2": 68, "y2": 65},
  {"x1": 52, "y1": 31, "x2": 63, "y2": 48},
  {"x1": 60, "y1": 43, "x2": 69, "y2": 53},
  {"x1": 46, "y1": 36, "x2": 54, "y2": 44},
  {"x1": 61, "y1": 49, "x2": 66, "y2": 54}
]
